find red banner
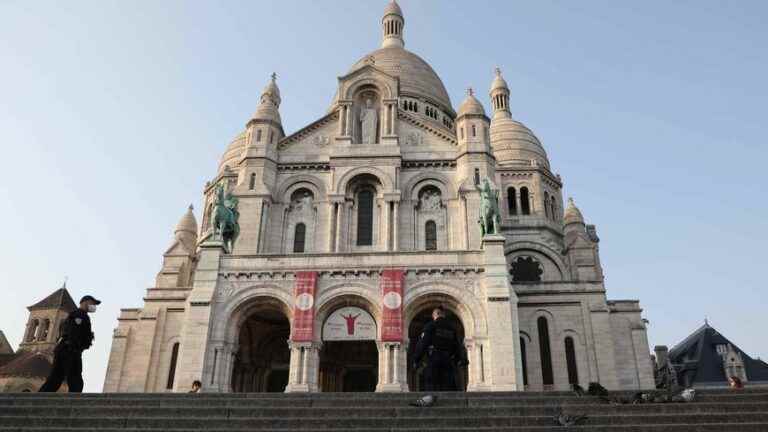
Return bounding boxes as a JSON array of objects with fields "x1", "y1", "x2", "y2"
[
  {"x1": 291, "y1": 271, "x2": 317, "y2": 342},
  {"x1": 381, "y1": 269, "x2": 404, "y2": 342}
]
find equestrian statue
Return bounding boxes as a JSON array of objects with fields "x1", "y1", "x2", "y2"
[
  {"x1": 211, "y1": 183, "x2": 240, "y2": 252},
  {"x1": 478, "y1": 178, "x2": 501, "y2": 236}
]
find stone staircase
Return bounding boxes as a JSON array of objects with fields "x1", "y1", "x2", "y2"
[{"x1": 1, "y1": 389, "x2": 767, "y2": 431}]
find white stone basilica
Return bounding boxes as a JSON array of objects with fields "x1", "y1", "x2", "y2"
[{"x1": 104, "y1": 1, "x2": 655, "y2": 393}]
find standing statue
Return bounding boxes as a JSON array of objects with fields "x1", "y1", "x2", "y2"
[
  {"x1": 478, "y1": 178, "x2": 501, "y2": 236},
  {"x1": 211, "y1": 183, "x2": 240, "y2": 251},
  {"x1": 359, "y1": 98, "x2": 378, "y2": 144}
]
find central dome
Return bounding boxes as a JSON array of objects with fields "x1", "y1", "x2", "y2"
[{"x1": 347, "y1": 47, "x2": 453, "y2": 112}]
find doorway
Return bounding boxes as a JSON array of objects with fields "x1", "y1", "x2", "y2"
[
  {"x1": 319, "y1": 340, "x2": 379, "y2": 392},
  {"x1": 231, "y1": 308, "x2": 290, "y2": 392},
  {"x1": 407, "y1": 307, "x2": 467, "y2": 391}
]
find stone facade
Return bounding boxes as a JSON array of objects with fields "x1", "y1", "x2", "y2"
[
  {"x1": 104, "y1": 1, "x2": 655, "y2": 393},
  {"x1": 0, "y1": 287, "x2": 77, "y2": 392}
]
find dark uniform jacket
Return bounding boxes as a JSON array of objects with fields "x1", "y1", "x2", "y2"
[
  {"x1": 59, "y1": 309, "x2": 94, "y2": 352},
  {"x1": 413, "y1": 317, "x2": 468, "y2": 365}
]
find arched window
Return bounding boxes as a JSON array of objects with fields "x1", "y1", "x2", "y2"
[
  {"x1": 565, "y1": 337, "x2": 579, "y2": 386},
  {"x1": 520, "y1": 337, "x2": 529, "y2": 387},
  {"x1": 544, "y1": 192, "x2": 550, "y2": 219},
  {"x1": 256, "y1": 129, "x2": 262, "y2": 142},
  {"x1": 520, "y1": 187, "x2": 531, "y2": 215},
  {"x1": 460, "y1": 127, "x2": 464, "y2": 139},
  {"x1": 471, "y1": 124, "x2": 477, "y2": 137},
  {"x1": 538, "y1": 317, "x2": 554, "y2": 386},
  {"x1": 474, "y1": 168, "x2": 480, "y2": 186},
  {"x1": 356, "y1": 189, "x2": 374, "y2": 246},
  {"x1": 507, "y1": 187, "x2": 517, "y2": 215},
  {"x1": 27, "y1": 320, "x2": 39, "y2": 342},
  {"x1": 550, "y1": 198, "x2": 558, "y2": 221},
  {"x1": 166, "y1": 342, "x2": 180, "y2": 390},
  {"x1": 249, "y1": 173, "x2": 256, "y2": 190},
  {"x1": 39, "y1": 319, "x2": 50, "y2": 341},
  {"x1": 425, "y1": 220, "x2": 437, "y2": 251},
  {"x1": 293, "y1": 223, "x2": 306, "y2": 253},
  {"x1": 269, "y1": 130, "x2": 274, "y2": 144}
]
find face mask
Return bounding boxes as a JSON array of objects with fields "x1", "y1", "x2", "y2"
[{"x1": 87, "y1": 304, "x2": 98, "y2": 313}]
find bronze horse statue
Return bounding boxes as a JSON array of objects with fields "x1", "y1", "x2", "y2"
[{"x1": 211, "y1": 183, "x2": 239, "y2": 251}]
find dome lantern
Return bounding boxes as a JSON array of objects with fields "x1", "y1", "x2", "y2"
[
  {"x1": 381, "y1": 1, "x2": 405, "y2": 48},
  {"x1": 490, "y1": 67, "x2": 511, "y2": 121}
]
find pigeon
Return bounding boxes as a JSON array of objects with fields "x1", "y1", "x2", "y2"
[
  {"x1": 572, "y1": 383, "x2": 586, "y2": 396},
  {"x1": 410, "y1": 394, "x2": 437, "y2": 407},
  {"x1": 555, "y1": 412, "x2": 588, "y2": 426}
]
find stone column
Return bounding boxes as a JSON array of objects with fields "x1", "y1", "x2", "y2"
[
  {"x1": 479, "y1": 234, "x2": 523, "y2": 391},
  {"x1": 376, "y1": 342, "x2": 408, "y2": 392},
  {"x1": 286, "y1": 341, "x2": 321, "y2": 392},
  {"x1": 174, "y1": 239, "x2": 223, "y2": 393},
  {"x1": 392, "y1": 201, "x2": 399, "y2": 251}
]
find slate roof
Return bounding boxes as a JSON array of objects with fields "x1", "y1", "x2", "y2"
[
  {"x1": 27, "y1": 288, "x2": 77, "y2": 312},
  {"x1": 668, "y1": 323, "x2": 768, "y2": 386},
  {"x1": 0, "y1": 351, "x2": 52, "y2": 378}
]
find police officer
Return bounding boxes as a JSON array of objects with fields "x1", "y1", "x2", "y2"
[
  {"x1": 411, "y1": 306, "x2": 467, "y2": 406},
  {"x1": 39, "y1": 295, "x2": 100, "y2": 392}
]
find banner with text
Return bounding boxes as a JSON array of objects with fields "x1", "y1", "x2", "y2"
[
  {"x1": 381, "y1": 268, "x2": 405, "y2": 342},
  {"x1": 291, "y1": 271, "x2": 317, "y2": 342}
]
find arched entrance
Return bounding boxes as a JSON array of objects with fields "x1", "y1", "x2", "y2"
[
  {"x1": 407, "y1": 305, "x2": 468, "y2": 392},
  {"x1": 318, "y1": 298, "x2": 379, "y2": 392},
  {"x1": 231, "y1": 305, "x2": 290, "y2": 392}
]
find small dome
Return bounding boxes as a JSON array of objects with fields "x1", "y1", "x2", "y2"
[
  {"x1": 251, "y1": 100, "x2": 282, "y2": 125},
  {"x1": 563, "y1": 198, "x2": 585, "y2": 225},
  {"x1": 490, "y1": 67, "x2": 509, "y2": 93},
  {"x1": 490, "y1": 117, "x2": 549, "y2": 168},
  {"x1": 261, "y1": 73, "x2": 281, "y2": 107},
  {"x1": 383, "y1": 0, "x2": 403, "y2": 18},
  {"x1": 250, "y1": 74, "x2": 283, "y2": 124},
  {"x1": 457, "y1": 88, "x2": 485, "y2": 117},
  {"x1": 175, "y1": 205, "x2": 198, "y2": 236}
]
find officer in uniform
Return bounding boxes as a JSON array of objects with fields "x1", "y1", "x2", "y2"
[
  {"x1": 411, "y1": 306, "x2": 467, "y2": 406},
  {"x1": 39, "y1": 295, "x2": 101, "y2": 392}
]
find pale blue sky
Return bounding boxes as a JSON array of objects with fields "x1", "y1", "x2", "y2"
[{"x1": 1, "y1": 1, "x2": 766, "y2": 392}]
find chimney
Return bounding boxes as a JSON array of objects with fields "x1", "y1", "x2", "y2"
[{"x1": 654, "y1": 345, "x2": 669, "y2": 369}]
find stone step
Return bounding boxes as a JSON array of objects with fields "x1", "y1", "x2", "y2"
[
  {"x1": 2, "y1": 393, "x2": 765, "y2": 407},
  {"x1": 1, "y1": 402, "x2": 767, "y2": 418},
  {"x1": 1, "y1": 413, "x2": 767, "y2": 429},
  {"x1": 3, "y1": 427, "x2": 768, "y2": 432}
]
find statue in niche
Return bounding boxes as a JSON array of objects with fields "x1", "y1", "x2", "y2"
[
  {"x1": 420, "y1": 189, "x2": 442, "y2": 212},
  {"x1": 359, "y1": 98, "x2": 378, "y2": 144},
  {"x1": 290, "y1": 191, "x2": 313, "y2": 214}
]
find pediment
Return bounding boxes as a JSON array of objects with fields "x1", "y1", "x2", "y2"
[
  {"x1": 278, "y1": 111, "x2": 338, "y2": 154},
  {"x1": 337, "y1": 64, "x2": 400, "y2": 101},
  {"x1": 164, "y1": 238, "x2": 191, "y2": 256},
  {"x1": 398, "y1": 110, "x2": 457, "y2": 148}
]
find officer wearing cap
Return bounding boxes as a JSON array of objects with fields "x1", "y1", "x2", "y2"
[
  {"x1": 39, "y1": 295, "x2": 101, "y2": 392},
  {"x1": 410, "y1": 306, "x2": 468, "y2": 406}
]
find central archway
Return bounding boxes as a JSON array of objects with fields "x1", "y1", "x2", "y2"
[
  {"x1": 231, "y1": 304, "x2": 291, "y2": 393},
  {"x1": 407, "y1": 304, "x2": 468, "y2": 392},
  {"x1": 317, "y1": 295, "x2": 380, "y2": 392}
]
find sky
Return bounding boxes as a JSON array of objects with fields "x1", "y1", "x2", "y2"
[{"x1": 0, "y1": 0, "x2": 766, "y2": 392}]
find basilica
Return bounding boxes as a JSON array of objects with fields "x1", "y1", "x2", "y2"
[{"x1": 104, "y1": 1, "x2": 655, "y2": 393}]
